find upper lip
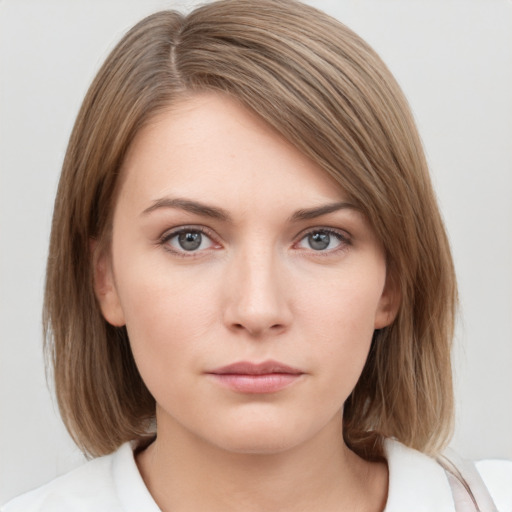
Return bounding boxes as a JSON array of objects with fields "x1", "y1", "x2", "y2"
[{"x1": 208, "y1": 360, "x2": 303, "y2": 375}]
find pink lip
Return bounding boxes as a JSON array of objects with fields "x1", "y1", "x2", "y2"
[{"x1": 207, "y1": 360, "x2": 304, "y2": 394}]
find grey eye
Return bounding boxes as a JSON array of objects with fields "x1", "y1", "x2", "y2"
[
  {"x1": 177, "y1": 231, "x2": 203, "y2": 251},
  {"x1": 297, "y1": 229, "x2": 346, "y2": 252},
  {"x1": 165, "y1": 228, "x2": 216, "y2": 254},
  {"x1": 308, "y1": 232, "x2": 330, "y2": 250}
]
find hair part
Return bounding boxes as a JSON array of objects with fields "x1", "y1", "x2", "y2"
[{"x1": 44, "y1": 0, "x2": 456, "y2": 459}]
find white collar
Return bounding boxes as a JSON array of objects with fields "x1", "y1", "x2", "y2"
[
  {"x1": 112, "y1": 442, "x2": 161, "y2": 512},
  {"x1": 384, "y1": 438, "x2": 455, "y2": 511}
]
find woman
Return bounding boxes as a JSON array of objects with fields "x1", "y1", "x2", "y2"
[{"x1": 2, "y1": 0, "x2": 510, "y2": 510}]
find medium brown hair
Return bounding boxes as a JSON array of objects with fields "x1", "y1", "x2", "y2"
[{"x1": 44, "y1": 0, "x2": 457, "y2": 460}]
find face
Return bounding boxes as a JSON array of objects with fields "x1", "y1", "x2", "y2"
[{"x1": 95, "y1": 93, "x2": 398, "y2": 455}]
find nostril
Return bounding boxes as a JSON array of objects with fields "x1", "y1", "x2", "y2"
[{"x1": 230, "y1": 322, "x2": 285, "y2": 336}]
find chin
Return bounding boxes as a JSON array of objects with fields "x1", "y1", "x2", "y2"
[{"x1": 203, "y1": 412, "x2": 315, "y2": 456}]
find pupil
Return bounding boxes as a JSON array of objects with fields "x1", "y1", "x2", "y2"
[
  {"x1": 178, "y1": 232, "x2": 202, "y2": 251},
  {"x1": 309, "y1": 232, "x2": 330, "y2": 250}
]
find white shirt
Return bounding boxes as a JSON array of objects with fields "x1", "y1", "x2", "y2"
[{"x1": 2, "y1": 440, "x2": 511, "y2": 511}]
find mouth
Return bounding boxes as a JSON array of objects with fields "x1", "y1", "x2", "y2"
[{"x1": 206, "y1": 360, "x2": 304, "y2": 394}]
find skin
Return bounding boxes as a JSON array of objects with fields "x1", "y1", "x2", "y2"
[{"x1": 95, "y1": 93, "x2": 399, "y2": 511}]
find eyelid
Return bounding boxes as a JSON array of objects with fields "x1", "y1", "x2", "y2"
[
  {"x1": 292, "y1": 226, "x2": 352, "y2": 252},
  {"x1": 295, "y1": 226, "x2": 351, "y2": 241},
  {"x1": 159, "y1": 225, "x2": 222, "y2": 256}
]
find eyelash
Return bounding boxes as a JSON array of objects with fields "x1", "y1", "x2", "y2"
[
  {"x1": 293, "y1": 228, "x2": 351, "y2": 256},
  {"x1": 159, "y1": 225, "x2": 220, "y2": 258},
  {"x1": 158, "y1": 226, "x2": 351, "y2": 257}
]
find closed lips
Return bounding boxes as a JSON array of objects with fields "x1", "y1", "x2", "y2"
[
  {"x1": 207, "y1": 361, "x2": 304, "y2": 394},
  {"x1": 208, "y1": 360, "x2": 303, "y2": 376}
]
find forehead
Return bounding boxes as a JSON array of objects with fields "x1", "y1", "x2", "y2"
[{"x1": 118, "y1": 92, "x2": 346, "y2": 212}]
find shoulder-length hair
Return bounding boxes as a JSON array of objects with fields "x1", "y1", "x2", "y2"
[{"x1": 44, "y1": 0, "x2": 456, "y2": 460}]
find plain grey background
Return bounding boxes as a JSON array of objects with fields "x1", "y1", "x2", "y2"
[{"x1": 1, "y1": 0, "x2": 511, "y2": 504}]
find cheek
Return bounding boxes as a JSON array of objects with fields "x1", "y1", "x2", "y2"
[
  {"x1": 298, "y1": 268, "x2": 384, "y2": 380},
  {"x1": 299, "y1": 265, "x2": 384, "y2": 334},
  {"x1": 111, "y1": 251, "x2": 221, "y2": 378}
]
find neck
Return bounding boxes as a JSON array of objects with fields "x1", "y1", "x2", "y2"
[{"x1": 136, "y1": 413, "x2": 388, "y2": 512}]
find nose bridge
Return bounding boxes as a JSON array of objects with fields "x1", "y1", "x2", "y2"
[{"x1": 224, "y1": 240, "x2": 291, "y2": 336}]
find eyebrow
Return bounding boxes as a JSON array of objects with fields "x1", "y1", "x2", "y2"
[
  {"x1": 142, "y1": 197, "x2": 231, "y2": 221},
  {"x1": 141, "y1": 197, "x2": 357, "y2": 222},
  {"x1": 289, "y1": 201, "x2": 358, "y2": 222}
]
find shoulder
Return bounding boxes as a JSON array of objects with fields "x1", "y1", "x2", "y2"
[
  {"x1": 475, "y1": 458, "x2": 512, "y2": 512},
  {"x1": 1, "y1": 450, "x2": 121, "y2": 512},
  {"x1": 383, "y1": 439, "x2": 512, "y2": 512},
  {"x1": 0, "y1": 443, "x2": 157, "y2": 512}
]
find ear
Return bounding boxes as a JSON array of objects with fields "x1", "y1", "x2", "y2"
[
  {"x1": 91, "y1": 239, "x2": 126, "y2": 327},
  {"x1": 374, "y1": 270, "x2": 401, "y2": 329}
]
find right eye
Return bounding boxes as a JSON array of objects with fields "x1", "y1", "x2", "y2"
[{"x1": 161, "y1": 227, "x2": 218, "y2": 255}]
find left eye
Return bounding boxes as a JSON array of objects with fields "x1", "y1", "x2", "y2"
[
  {"x1": 297, "y1": 230, "x2": 346, "y2": 251},
  {"x1": 165, "y1": 229, "x2": 215, "y2": 252}
]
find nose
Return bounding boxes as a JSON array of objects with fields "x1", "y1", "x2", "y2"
[{"x1": 222, "y1": 246, "x2": 292, "y2": 338}]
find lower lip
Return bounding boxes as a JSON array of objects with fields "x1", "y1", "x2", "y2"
[{"x1": 208, "y1": 373, "x2": 303, "y2": 393}]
